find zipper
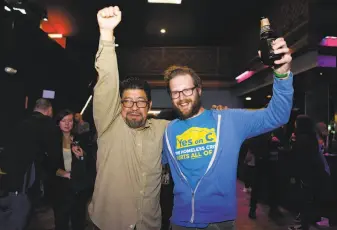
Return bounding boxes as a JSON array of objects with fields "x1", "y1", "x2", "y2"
[{"x1": 165, "y1": 114, "x2": 222, "y2": 224}]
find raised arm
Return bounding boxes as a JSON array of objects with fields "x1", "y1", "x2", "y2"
[
  {"x1": 231, "y1": 37, "x2": 294, "y2": 139},
  {"x1": 93, "y1": 6, "x2": 122, "y2": 137}
]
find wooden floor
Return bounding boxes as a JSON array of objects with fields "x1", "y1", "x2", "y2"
[{"x1": 28, "y1": 181, "x2": 331, "y2": 230}]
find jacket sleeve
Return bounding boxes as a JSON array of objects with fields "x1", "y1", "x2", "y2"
[
  {"x1": 230, "y1": 73, "x2": 294, "y2": 140},
  {"x1": 93, "y1": 38, "x2": 121, "y2": 138},
  {"x1": 43, "y1": 119, "x2": 61, "y2": 176}
]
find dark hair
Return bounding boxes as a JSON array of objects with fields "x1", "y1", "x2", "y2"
[
  {"x1": 34, "y1": 98, "x2": 52, "y2": 111},
  {"x1": 295, "y1": 115, "x2": 316, "y2": 135},
  {"x1": 120, "y1": 77, "x2": 152, "y2": 101},
  {"x1": 55, "y1": 109, "x2": 74, "y2": 126},
  {"x1": 164, "y1": 65, "x2": 202, "y2": 89}
]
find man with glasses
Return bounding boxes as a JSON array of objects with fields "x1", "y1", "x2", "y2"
[
  {"x1": 162, "y1": 38, "x2": 294, "y2": 230},
  {"x1": 89, "y1": 6, "x2": 168, "y2": 230}
]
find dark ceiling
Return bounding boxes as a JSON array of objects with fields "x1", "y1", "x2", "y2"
[
  {"x1": 37, "y1": 0, "x2": 274, "y2": 47},
  {"x1": 2, "y1": 0, "x2": 277, "y2": 119}
]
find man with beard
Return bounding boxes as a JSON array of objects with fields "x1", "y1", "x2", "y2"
[
  {"x1": 162, "y1": 38, "x2": 294, "y2": 230},
  {"x1": 89, "y1": 6, "x2": 168, "y2": 230}
]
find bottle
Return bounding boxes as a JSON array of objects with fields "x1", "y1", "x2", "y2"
[{"x1": 259, "y1": 17, "x2": 282, "y2": 67}]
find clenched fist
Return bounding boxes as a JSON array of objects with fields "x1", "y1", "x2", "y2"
[{"x1": 97, "y1": 6, "x2": 122, "y2": 31}]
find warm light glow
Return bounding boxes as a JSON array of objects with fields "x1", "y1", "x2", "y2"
[
  {"x1": 148, "y1": 110, "x2": 161, "y2": 115},
  {"x1": 235, "y1": 71, "x2": 255, "y2": 83},
  {"x1": 4, "y1": 6, "x2": 11, "y2": 11},
  {"x1": 148, "y1": 0, "x2": 182, "y2": 4},
  {"x1": 81, "y1": 95, "x2": 93, "y2": 115},
  {"x1": 40, "y1": 8, "x2": 75, "y2": 36},
  {"x1": 245, "y1": 97, "x2": 252, "y2": 101},
  {"x1": 160, "y1": 29, "x2": 166, "y2": 34},
  {"x1": 48, "y1": 33, "x2": 63, "y2": 38},
  {"x1": 267, "y1": 95, "x2": 272, "y2": 99}
]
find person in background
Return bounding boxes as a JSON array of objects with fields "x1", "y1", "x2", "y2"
[
  {"x1": 51, "y1": 110, "x2": 95, "y2": 230},
  {"x1": 243, "y1": 149, "x2": 255, "y2": 193},
  {"x1": 288, "y1": 115, "x2": 330, "y2": 230},
  {"x1": 0, "y1": 98, "x2": 58, "y2": 230},
  {"x1": 74, "y1": 113, "x2": 90, "y2": 135},
  {"x1": 246, "y1": 133, "x2": 270, "y2": 220},
  {"x1": 316, "y1": 122, "x2": 328, "y2": 154},
  {"x1": 162, "y1": 36, "x2": 293, "y2": 230}
]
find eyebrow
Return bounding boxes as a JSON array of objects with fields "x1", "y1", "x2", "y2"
[
  {"x1": 122, "y1": 97, "x2": 147, "y2": 101},
  {"x1": 171, "y1": 86, "x2": 195, "y2": 92}
]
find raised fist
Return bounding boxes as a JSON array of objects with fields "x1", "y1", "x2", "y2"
[{"x1": 97, "y1": 6, "x2": 122, "y2": 31}]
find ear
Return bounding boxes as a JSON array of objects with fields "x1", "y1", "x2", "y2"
[
  {"x1": 197, "y1": 87, "x2": 202, "y2": 96},
  {"x1": 148, "y1": 101, "x2": 153, "y2": 111}
]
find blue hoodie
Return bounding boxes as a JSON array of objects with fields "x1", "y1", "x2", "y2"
[{"x1": 162, "y1": 74, "x2": 294, "y2": 228}]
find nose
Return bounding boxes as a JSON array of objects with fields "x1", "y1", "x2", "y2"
[{"x1": 131, "y1": 103, "x2": 139, "y2": 111}]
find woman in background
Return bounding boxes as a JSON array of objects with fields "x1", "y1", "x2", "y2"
[{"x1": 51, "y1": 110, "x2": 95, "y2": 230}]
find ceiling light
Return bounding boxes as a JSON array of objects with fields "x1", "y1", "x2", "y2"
[
  {"x1": 160, "y1": 29, "x2": 166, "y2": 34},
  {"x1": 148, "y1": 0, "x2": 182, "y2": 4},
  {"x1": 245, "y1": 97, "x2": 252, "y2": 101},
  {"x1": 48, "y1": 34, "x2": 63, "y2": 38},
  {"x1": 4, "y1": 6, "x2": 11, "y2": 11},
  {"x1": 115, "y1": 44, "x2": 119, "y2": 47},
  {"x1": 13, "y1": 7, "x2": 26, "y2": 14},
  {"x1": 267, "y1": 95, "x2": 272, "y2": 98},
  {"x1": 4, "y1": 67, "x2": 18, "y2": 75},
  {"x1": 43, "y1": 17, "x2": 48, "y2": 21}
]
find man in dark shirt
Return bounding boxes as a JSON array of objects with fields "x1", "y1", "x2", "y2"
[{"x1": 0, "y1": 98, "x2": 59, "y2": 230}]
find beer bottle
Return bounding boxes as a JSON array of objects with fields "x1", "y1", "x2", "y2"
[{"x1": 259, "y1": 17, "x2": 282, "y2": 67}]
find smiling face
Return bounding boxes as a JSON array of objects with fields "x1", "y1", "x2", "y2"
[
  {"x1": 169, "y1": 74, "x2": 202, "y2": 120},
  {"x1": 121, "y1": 89, "x2": 152, "y2": 129}
]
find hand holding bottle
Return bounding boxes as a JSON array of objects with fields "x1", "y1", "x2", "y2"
[{"x1": 271, "y1": 38, "x2": 292, "y2": 75}]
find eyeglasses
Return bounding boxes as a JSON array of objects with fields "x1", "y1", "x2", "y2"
[
  {"x1": 121, "y1": 100, "x2": 149, "y2": 108},
  {"x1": 170, "y1": 86, "x2": 197, "y2": 99}
]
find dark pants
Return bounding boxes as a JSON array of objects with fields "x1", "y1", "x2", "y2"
[
  {"x1": 172, "y1": 221, "x2": 235, "y2": 230},
  {"x1": 266, "y1": 161, "x2": 280, "y2": 210},
  {"x1": 250, "y1": 160, "x2": 280, "y2": 211},
  {"x1": 0, "y1": 193, "x2": 31, "y2": 230},
  {"x1": 244, "y1": 165, "x2": 255, "y2": 188},
  {"x1": 53, "y1": 189, "x2": 90, "y2": 230},
  {"x1": 299, "y1": 185, "x2": 316, "y2": 230},
  {"x1": 250, "y1": 161, "x2": 263, "y2": 210}
]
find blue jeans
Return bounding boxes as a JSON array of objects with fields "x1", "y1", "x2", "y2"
[{"x1": 172, "y1": 221, "x2": 236, "y2": 230}]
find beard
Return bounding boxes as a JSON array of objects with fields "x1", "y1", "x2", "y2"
[
  {"x1": 125, "y1": 112, "x2": 146, "y2": 129},
  {"x1": 173, "y1": 94, "x2": 202, "y2": 120}
]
